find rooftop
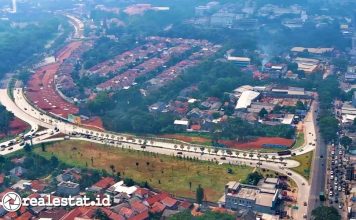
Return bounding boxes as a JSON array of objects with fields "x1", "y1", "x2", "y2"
[
  {"x1": 255, "y1": 192, "x2": 275, "y2": 207},
  {"x1": 227, "y1": 56, "x2": 251, "y2": 62},
  {"x1": 236, "y1": 187, "x2": 258, "y2": 200},
  {"x1": 58, "y1": 181, "x2": 79, "y2": 188},
  {"x1": 235, "y1": 90, "x2": 260, "y2": 109},
  {"x1": 291, "y1": 47, "x2": 334, "y2": 54}
]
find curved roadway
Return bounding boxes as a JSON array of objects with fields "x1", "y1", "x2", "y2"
[{"x1": 0, "y1": 87, "x2": 314, "y2": 219}]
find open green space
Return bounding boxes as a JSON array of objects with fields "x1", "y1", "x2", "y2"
[
  {"x1": 292, "y1": 132, "x2": 305, "y2": 149},
  {"x1": 34, "y1": 140, "x2": 253, "y2": 201},
  {"x1": 291, "y1": 150, "x2": 313, "y2": 180}
]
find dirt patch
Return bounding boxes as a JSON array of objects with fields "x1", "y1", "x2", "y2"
[
  {"x1": 221, "y1": 137, "x2": 294, "y2": 150},
  {"x1": 0, "y1": 118, "x2": 29, "y2": 138},
  {"x1": 81, "y1": 117, "x2": 104, "y2": 131},
  {"x1": 160, "y1": 134, "x2": 294, "y2": 150}
]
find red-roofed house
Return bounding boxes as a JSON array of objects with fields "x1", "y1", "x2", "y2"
[
  {"x1": 39, "y1": 208, "x2": 69, "y2": 220},
  {"x1": 89, "y1": 177, "x2": 115, "y2": 193},
  {"x1": 161, "y1": 196, "x2": 178, "y2": 209},
  {"x1": 150, "y1": 202, "x2": 166, "y2": 213},
  {"x1": 131, "y1": 201, "x2": 148, "y2": 213},
  {"x1": 100, "y1": 207, "x2": 125, "y2": 220},
  {"x1": 134, "y1": 187, "x2": 150, "y2": 199},
  {"x1": 31, "y1": 180, "x2": 48, "y2": 192},
  {"x1": 144, "y1": 192, "x2": 169, "y2": 206},
  {"x1": 60, "y1": 207, "x2": 124, "y2": 220},
  {"x1": 95, "y1": 177, "x2": 115, "y2": 189},
  {"x1": 88, "y1": 177, "x2": 116, "y2": 193},
  {"x1": 119, "y1": 207, "x2": 135, "y2": 218},
  {"x1": 128, "y1": 210, "x2": 149, "y2": 220},
  {"x1": 5, "y1": 206, "x2": 27, "y2": 219},
  {"x1": 60, "y1": 207, "x2": 95, "y2": 220}
]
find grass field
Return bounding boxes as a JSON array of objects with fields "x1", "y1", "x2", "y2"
[
  {"x1": 292, "y1": 132, "x2": 305, "y2": 149},
  {"x1": 34, "y1": 140, "x2": 253, "y2": 201},
  {"x1": 291, "y1": 150, "x2": 313, "y2": 181}
]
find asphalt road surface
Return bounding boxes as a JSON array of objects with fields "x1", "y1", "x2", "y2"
[{"x1": 307, "y1": 99, "x2": 327, "y2": 217}]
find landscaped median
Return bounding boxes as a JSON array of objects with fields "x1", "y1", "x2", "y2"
[
  {"x1": 292, "y1": 132, "x2": 305, "y2": 149},
  {"x1": 34, "y1": 140, "x2": 254, "y2": 202},
  {"x1": 290, "y1": 150, "x2": 313, "y2": 181}
]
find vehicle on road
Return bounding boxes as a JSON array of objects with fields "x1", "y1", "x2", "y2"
[
  {"x1": 319, "y1": 192, "x2": 325, "y2": 201},
  {"x1": 277, "y1": 150, "x2": 291, "y2": 156}
]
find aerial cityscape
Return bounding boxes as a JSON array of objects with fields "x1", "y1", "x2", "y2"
[{"x1": 0, "y1": 0, "x2": 355, "y2": 219}]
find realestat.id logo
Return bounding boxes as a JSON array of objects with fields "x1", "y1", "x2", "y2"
[{"x1": 1, "y1": 192, "x2": 22, "y2": 212}]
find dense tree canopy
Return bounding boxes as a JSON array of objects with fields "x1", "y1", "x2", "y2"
[
  {"x1": 311, "y1": 206, "x2": 341, "y2": 220},
  {"x1": 0, "y1": 17, "x2": 64, "y2": 77},
  {"x1": 0, "y1": 105, "x2": 14, "y2": 135},
  {"x1": 169, "y1": 210, "x2": 235, "y2": 220},
  {"x1": 340, "y1": 136, "x2": 352, "y2": 148}
]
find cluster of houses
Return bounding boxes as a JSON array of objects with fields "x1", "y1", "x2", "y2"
[
  {"x1": 262, "y1": 48, "x2": 334, "y2": 81},
  {"x1": 87, "y1": 42, "x2": 162, "y2": 77},
  {"x1": 0, "y1": 158, "x2": 193, "y2": 220},
  {"x1": 225, "y1": 45, "x2": 335, "y2": 82},
  {"x1": 92, "y1": 37, "x2": 217, "y2": 93},
  {"x1": 145, "y1": 41, "x2": 221, "y2": 92},
  {"x1": 149, "y1": 83, "x2": 313, "y2": 132},
  {"x1": 192, "y1": 1, "x2": 258, "y2": 30},
  {"x1": 55, "y1": 41, "x2": 94, "y2": 102},
  {"x1": 191, "y1": 1, "x2": 348, "y2": 31},
  {"x1": 53, "y1": 36, "x2": 219, "y2": 103}
]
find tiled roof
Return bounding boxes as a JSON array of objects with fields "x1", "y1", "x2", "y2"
[
  {"x1": 128, "y1": 210, "x2": 149, "y2": 220},
  {"x1": 161, "y1": 196, "x2": 178, "y2": 207},
  {"x1": 94, "y1": 177, "x2": 115, "y2": 189},
  {"x1": 134, "y1": 187, "x2": 150, "y2": 197},
  {"x1": 150, "y1": 202, "x2": 166, "y2": 213},
  {"x1": 131, "y1": 200, "x2": 148, "y2": 213},
  {"x1": 119, "y1": 206, "x2": 134, "y2": 218}
]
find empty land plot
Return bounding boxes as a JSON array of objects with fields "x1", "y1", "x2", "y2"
[{"x1": 35, "y1": 140, "x2": 253, "y2": 201}]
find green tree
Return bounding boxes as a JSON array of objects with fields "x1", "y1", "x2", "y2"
[
  {"x1": 296, "y1": 100, "x2": 306, "y2": 110},
  {"x1": 124, "y1": 178, "x2": 135, "y2": 187},
  {"x1": 50, "y1": 156, "x2": 59, "y2": 167},
  {"x1": 258, "y1": 108, "x2": 268, "y2": 118},
  {"x1": 0, "y1": 105, "x2": 14, "y2": 135},
  {"x1": 23, "y1": 143, "x2": 32, "y2": 153},
  {"x1": 41, "y1": 143, "x2": 46, "y2": 152},
  {"x1": 93, "y1": 208, "x2": 110, "y2": 220},
  {"x1": 0, "y1": 156, "x2": 5, "y2": 164},
  {"x1": 168, "y1": 210, "x2": 235, "y2": 220},
  {"x1": 196, "y1": 184, "x2": 204, "y2": 205},
  {"x1": 340, "y1": 136, "x2": 352, "y2": 149},
  {"x1": 243, "y1": 171, "x2": 263, "y2": 185},
  {"x1": 311, "y1": 206, "x2": 341, "y2": 220},
  {"x1": 319, "y1": 116, "x2": 338, "y2": 142}
]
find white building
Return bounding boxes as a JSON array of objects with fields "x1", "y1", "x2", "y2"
[{"x1": 235, "y1": 90, "x2": 260, "y2": 109}]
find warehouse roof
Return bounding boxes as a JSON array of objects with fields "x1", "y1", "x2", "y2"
[{"x1": 235, "y1": 91, "x2": 260, "y2": 109}]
